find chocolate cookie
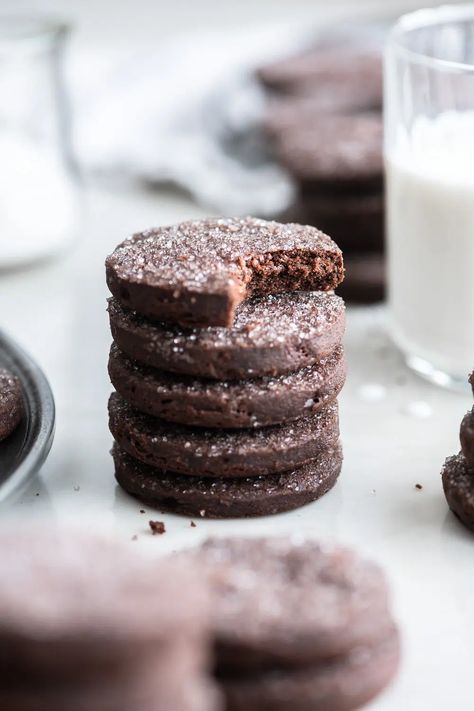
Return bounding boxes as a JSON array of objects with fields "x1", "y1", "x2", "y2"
[
  {"x1": 337, "y1": 254, "x2": 385, "y2": 304},
  {"x1": 105, "y1": 217, "x2": 344, "y2": 328},
  {"x1": 257, "y1": 46, "x2": 382, "y2": 98},
  {"x1": 191, "y1": 537, "x2": 395, "y2": 668},
  {"x1": 220, "y1": 632, "x2": 399, "y2": 711},
  {"x1": 263, "y1": 83, "x2": 382, "y2": 133},
  {"x1": 191, "y1": 537, "x2": 399, "y2": 711},
  {"x1": 112, "y1": 443, "x2": 342, "y2": 518},
  {"x1": 460, "y1": 408, "x2": 474, "y2": 467},
  {"x1": 469, "y1": 372, "x2": 474, "y2": 396},
  {"x1": 442, "y1": 453, "x2": 474, "y2": 532},
  {"x1": 108, "y1": 393, "x2": 339, "y2": 477},
  {"x1": 0, "y1": 368, "x2": 23, "y2": 441},
  {"x1": 0, "y1": 529, "x2": 207, "y2": 653},
  {"x1": 0, "y1": 528, "x2": 216, "y2": 711},
  {"x1": 272, "y1": 114, "x2": 383, "y2": 195},
  {"x1": 108, "y1": 291, "x2": 345, "y2": 380},
  {"x1": 0, "y1": 644, "x2": 212, "y2": 711},
  {"x1": 108, "y1": 343, "x2": 345, "y2": 429},
  {"x1": 281, "y1": 194, "x2": 384, "y2": 254}
]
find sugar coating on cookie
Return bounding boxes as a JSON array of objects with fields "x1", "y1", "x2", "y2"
[
  {"x1": 108, "y1": 343, "x2": 345, "y2": 429},
  {"x1": 106, "y1": 217, "x2": 344, "y2": 327},
  {"x1": 112, "y1": 444, "x2": 342, "y2": 519},
  {"x1": 442, "y1": 453, "x2": 474, "y2": 532},
  {"x1": 0, "y1": 368, "x2": 23, "y2": 441},
  {"x1": 108, "y1": 393, "x2": 339, "y2": 478},
  {"x1": 190, "y1": 537, "x2": 396, "y2": 667},
  {"x1": 108, "y1": 291, "x2": 345, "y2": 380}
]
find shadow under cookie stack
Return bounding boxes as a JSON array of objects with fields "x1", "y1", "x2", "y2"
[
  {"x1": 105, "y1": 217, "x2": 346, "y2": 518},
  {"x1": 257, "y1": 43, "x2": 385, "y2": 304}
]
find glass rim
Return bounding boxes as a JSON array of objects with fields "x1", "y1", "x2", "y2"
[
  {"x1": 389, "y1": 3, "x2": 474, "y2": 73},
  {"x1": 0, "y1": 14, "x2": 69, "y2": 46}
]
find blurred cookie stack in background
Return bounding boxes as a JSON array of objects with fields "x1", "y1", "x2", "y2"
[{"x1": 257, "y1": 43, "x2": 385, "y2": 304}]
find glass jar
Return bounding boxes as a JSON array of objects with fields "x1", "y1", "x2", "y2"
[
  {"x1": 0, "y1": 16, "x2": 78, "y2": 270},
  {"x1": 385, "y1": 5, "x2": 474, "y2": 389}
]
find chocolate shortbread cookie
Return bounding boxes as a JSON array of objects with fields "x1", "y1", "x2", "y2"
[
  {"x1": 263, "y1": 82, "x2": 382, "y2": 133},
  {"x1": 337, "y1": 254, "x2": 385, "y2": 304},
  {"x1": 0, "y1": 528, "x2": 216, "y2": 711},
  {"x1": 113, "y1": 444, "x2": 342, "y2": 518},
  {"x1": 273, "y1": 114, "x2": 383, "y2": 195},
  {"x1": 0, "y1": 643, "x2": 213, "y2": 711},
  {"x1": 108, "y1": 393, "x2": 339, "y2": 477},
  {"x1": 0, "y1": 368, "x2": 23, "y2": 441},
  {"x1": 257, "y1": 46, "x2": 382, "y2": 98},
  {"x1": 108, "y1": 343, "x2": 345, "y2": 429},
  {"x1": 191, "y1": 537, "x2": 399, "y2": 711},
  {"x1": 281, "y1": 194, "x2": 384, "y2": 254},
  {"x1": 192, "y1": 537, "x2": 395, "y2": 668},
  {"x1": 442, "y1": 453, "x2": 474, "y2": 532},
  {"x1": 221, "y1": 632, "x2": 399, "y2": 711},
  {"x1": 460, "y1": 408, "x2": 474, "y2": 467},
  {"x1": 106, "y1": 217, "x2": 344, "y2": 328},
  {"x1": 108, "y1": 292, "x2": 345, "y2": 380}
]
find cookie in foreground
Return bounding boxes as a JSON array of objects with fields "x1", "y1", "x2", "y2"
[{"x1": 185, "y1": 536, "x2": 400, "y2": 711}]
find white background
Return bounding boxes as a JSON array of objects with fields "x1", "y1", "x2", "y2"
[{"x1": 1, "y1": 1, "x2": 473, "y2": 709}]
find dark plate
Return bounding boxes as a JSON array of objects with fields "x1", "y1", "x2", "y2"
[{"x1": 0, "y1": 330, "x2": 55, "y2": 502}]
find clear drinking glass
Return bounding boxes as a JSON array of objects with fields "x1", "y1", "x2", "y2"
[
  {"x1": 385, "y1": 4, "x2": 474, "y2": 388},
  {"x1": 0, "y1": 16, "x2": 78, "y2": 270}
]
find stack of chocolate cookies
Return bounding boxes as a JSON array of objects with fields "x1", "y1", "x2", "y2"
[
  {"x1": 442, "y1": 373, "x2": 474, "y2": 532},
  {"x1": 106, "y1": 216, "x2": 346, "y2": 518},
  {"x1": 257, "y1": 45, "x2": 385, "y2": 303},
  {"x1": 0, "y1": 528, "x2": 217, "y2": 711},
  {"x1": 188, "y1": 536, "x2": 400, "y2": 711}
]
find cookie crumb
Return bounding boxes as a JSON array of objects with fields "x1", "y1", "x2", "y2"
[
  {"x1": 190, "y1": 521, "x2": 196, "y2": 528},
  {"x1": 415, "y1": 483, "x2": 423, "y2": 490},
  {"x1": 131, "y1": 535, "x2": 138, "y2": 541},
  {"x1": 139, "y1": 509, "x2": 145, "y2": 514},
  {"x1": 149, "y1": 520, "x2": 166, "y2": 535}
]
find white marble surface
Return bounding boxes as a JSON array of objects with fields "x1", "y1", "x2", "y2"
[{"x1": 0, "y1": 181, "x2": 472, "y2": 709}]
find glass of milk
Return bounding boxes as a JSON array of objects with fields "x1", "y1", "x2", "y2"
[
  {"x1": 385, "y1": 5, "x2": 474, "y2": 388},
  {"x1": 0, "y1": 17, "x2": 79, "y2": 270}
]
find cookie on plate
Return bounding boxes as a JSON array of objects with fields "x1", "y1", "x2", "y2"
[
  {"x1": 187, "y1": 537, "x2": 399, "y2": 711},
  {"x1": 113, "y1": 443, "x2": 342, "y2": 518},
  {"x1": 108, "y1": 291, "x2": 345, "y2": 380},
  {"x1": 106, "y1": 217, "x2": 344, "y2": 328},
  {"x1": 0, "y1": 368, "x2": 23, "y2": 441}
]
